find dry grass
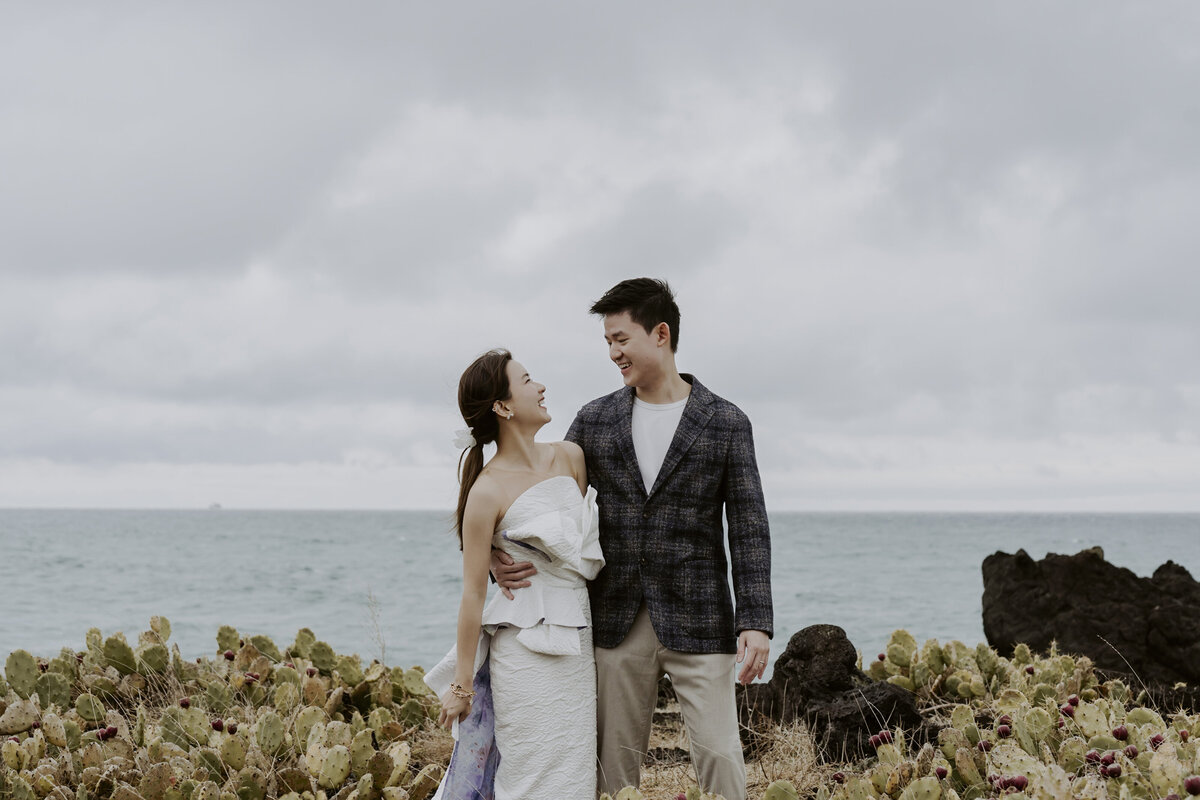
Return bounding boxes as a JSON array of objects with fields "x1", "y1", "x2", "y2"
[
  {"x1": 635, "y1": 701, "x2": 841, "y2": 799},
  {"x1": 414, "y1": 697, "x2": 837, "y2": 799}
]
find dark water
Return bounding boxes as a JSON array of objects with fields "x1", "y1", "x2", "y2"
[{"x1": 1, "y1": 510, "x2": 1196, "y2": 676}]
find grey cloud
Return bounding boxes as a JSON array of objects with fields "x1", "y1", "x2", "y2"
[{"x1": 2, "y1": 2, "x2": 1199, "y2": 506}]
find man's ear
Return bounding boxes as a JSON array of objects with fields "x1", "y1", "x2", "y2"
[{"x1": 655, "y1": 322, "x2": 671, "y2": 347}]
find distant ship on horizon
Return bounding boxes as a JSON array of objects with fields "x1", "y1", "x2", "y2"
[{"x1": 208, "y1": 503, "x2": 222, "y2": 510}]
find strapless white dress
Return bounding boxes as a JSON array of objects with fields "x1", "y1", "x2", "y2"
[{"x1": 426, "y1": 476, "x2": 605, "y2": 800}]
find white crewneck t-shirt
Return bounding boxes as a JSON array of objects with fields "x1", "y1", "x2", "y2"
[{"x1": 631, "y1": 396, "x2": 688, "y2": 493}]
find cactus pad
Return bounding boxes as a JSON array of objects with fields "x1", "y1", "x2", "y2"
[
  {"x1": 255, "y1": 711, "x2": 286, "y2": 757},
  {"x1": 5, "y1": 650, "x2": 40, "y2": 699},
  {"x1": 75, "y1": 693, "x2": 107, "y2": 724},
  {"x1": 102, "y1": 636, "x2": 137, "y2": 675},
  {"x1": 309, "y1": 641, "x2": 335, "y2": 674},
  {"x1": 317, "y1": 744, "x2": 351, "y2": 789}
]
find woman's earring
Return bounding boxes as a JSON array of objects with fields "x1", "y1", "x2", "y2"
[{"x1": 507, "y1": 412, "x2": 514, "y2": 419}]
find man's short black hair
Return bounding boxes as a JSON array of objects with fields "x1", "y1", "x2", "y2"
[{"x1": 589, "y1": 278, "x2": 681, "y2": 353}]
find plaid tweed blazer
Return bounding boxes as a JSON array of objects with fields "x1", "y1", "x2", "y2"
[{"x1": 565, "y1": 375, "x2": 773, "y2": 654}]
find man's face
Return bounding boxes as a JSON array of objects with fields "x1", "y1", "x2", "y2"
[{"x1": 603, "y1": 311, "x2": 666, "y2": 389}]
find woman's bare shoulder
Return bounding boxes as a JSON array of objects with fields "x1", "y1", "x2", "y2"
[{"x1": 466, "y1": 470, "x2": 506, "y2": 513}]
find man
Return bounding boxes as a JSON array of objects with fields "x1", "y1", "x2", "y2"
[{"x1": 495, "y1": 278, "x2": 772, "y2": 800}]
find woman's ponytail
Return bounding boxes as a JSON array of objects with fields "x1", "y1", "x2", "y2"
[{"x1": 453, "y1": 349, "x2": 512, "y2": 547}]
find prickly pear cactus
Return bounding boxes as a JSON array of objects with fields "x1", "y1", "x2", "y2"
[
  {"x1": 274, "y1": 664, "x2": 301, "y2": 686},
  {"x1": 408, "y1": 764, "x2": 444, "y2": 800},
  {"x1": 137, "y1": 642, "x2": 170, "y2": 674},
  {"x1": 246, "y1": 635, "x2": 281, "y2": 663},
  {"x1": 220, "y1": 734, "x2": 248, "y2": 771},
  {"x1": 193, "y1": 781, "x2": 220, "y2": 800},
  {"x1": 350, "y1": 729, "x2": 375, "y2": 776},
  {"x1": 2, "y1": 738, "x2": 29, "y2": 771},
  {"x1": 102, "y1": 635, "x2": 138, "y2": 675},
  {"x1": 75, "y1": 693, "x2": 106, "y2": 724},
  {"x1": 335, "y1": 655, "x2": 365, "y2": 687},
  {"x1": 366, "y1": 750, "x2": 393, "y2": 790},
  {"x1": 898, "y1": 776, "x2": 941, "y2": 800},
  {"x1": 317, "y1": 744, "x2": 352, "y2": 789},
  {"x1": 5, "y1": 650, "x2": 40, "y2": 699},
  {"x1": 235, "y1": 767, "x2": 267, "y2": 800},
  {"x1": 764, "y1": 779, "x2": 800, "y2": 800},
  {"x1": 35, "y1": 671, "x2": 71, "y2": 709},
  {"x1": 368, "y1": 707, "x2": 393, "y2": 736},
  {"x1": 612, "y1": 788, "x2": 645, "y2": 800},
  {"x1": 293, "y1": 706, "x2": 325, "y2": 751},
  {"x1": 273, "y1": 682, "x2": 300, "y2": 715},
  {"x1": 401, "y1": 667, "x2": 430, "y2": 697},
  {"x1": 309, "y1": 641, "x2": 336, "y2": 675},
  {"x1": 290, "y1": 628, "x2": 317, "y2": 659},
  {"x1": 255, "y1": 711, "x2": 286, "y2": 757}
]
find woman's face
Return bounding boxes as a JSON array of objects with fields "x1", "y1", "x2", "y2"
[{"x1": 501, "y1": 360, "x2": 550, "y2": 424}]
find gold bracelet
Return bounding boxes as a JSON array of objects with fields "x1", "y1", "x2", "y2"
[{"x1": 449, "y1": 682, "x2": 475, "y2": 700}]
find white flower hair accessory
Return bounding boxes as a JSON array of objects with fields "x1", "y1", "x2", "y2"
[{"x1": 453, "y1": 427, "x2": 477, "y2": 449}]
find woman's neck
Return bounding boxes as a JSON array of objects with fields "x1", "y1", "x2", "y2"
[{"x1": 492, "y1": 428, "x2": 545, "y2": 472}]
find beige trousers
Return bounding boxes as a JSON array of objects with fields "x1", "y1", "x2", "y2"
[{"x1": 595, "y1": 605, "x2": 746, "y2": 800}]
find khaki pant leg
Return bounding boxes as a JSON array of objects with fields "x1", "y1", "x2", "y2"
[
  {"x1": 595, "y1": 606, "x2": 662, "y2": 796},
  {"x1": 661, "y1": 651, "x2": 746, "y2": 800}
]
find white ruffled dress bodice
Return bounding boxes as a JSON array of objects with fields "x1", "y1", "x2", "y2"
[
  {"x1": 426, "y1": 476, "x2": 604, "y2": 697},
  {"x1": 481, "y1": 476, "x2": 604, "y2": 653}
]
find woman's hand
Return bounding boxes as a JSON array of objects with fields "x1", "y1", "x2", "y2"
[{"x1": 438, "y1": 690, "x2": 472, "y2": 728}]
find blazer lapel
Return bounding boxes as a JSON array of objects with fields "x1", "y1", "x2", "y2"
[
  {"x1": 647, "y1": 376, "x2": 715, "y2": 500},
  {"x1": 609, "y1": 387, "x2": 647, "y2": 498}
]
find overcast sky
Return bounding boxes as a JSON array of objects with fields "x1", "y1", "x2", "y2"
[{"x1": 2, "y1": 3, "x2": 1198, "y2": 511}]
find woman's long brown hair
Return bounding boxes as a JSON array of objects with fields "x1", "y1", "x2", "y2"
[{"x1": 454, "y1": 349, "x2": 513, "y2": 547}]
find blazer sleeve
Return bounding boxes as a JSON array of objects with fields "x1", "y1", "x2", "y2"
[
  {"x1": 724, "y1": 410, "x2": 774, "y2": 638},
  {"x1": 565, "y1": 410, "x2": 584, "y2": 446}
]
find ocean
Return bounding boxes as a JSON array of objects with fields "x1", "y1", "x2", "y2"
[{"x1": 1, "y1": 510, "x2": 1197, "y2": 677}]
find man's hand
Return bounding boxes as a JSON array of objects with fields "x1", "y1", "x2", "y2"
[
  {"x1": 490, "y1": 549, "x2": 537, "y2": 600},
  {"x1": 736, "y1": 630, "x2": 770, "y2": 685}
]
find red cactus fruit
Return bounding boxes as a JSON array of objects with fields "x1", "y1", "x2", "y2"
[
  {"x1": 179, "y1": 697, "x2": 190, "y2": 709},
  {"x1": 1184, "y1": 775, "x2": 1200, "y2": 796},
  {"x1": 1124, "y1": 745, "x2": 1138, "y2": 759},
  {"x1": 1104, "y1": 764, "x2": 1122, "y2": 779},
  {"x1": 227, "y1": 722, "x2": 238, "y2": 734},
  {"x1": 1068, "y1": 694, "x2": 1080, "y2": 706},
  {"x1": 935, "y1": 767, "x2": 948, "y2": 780},
  {"x1": 997, "y1": 724, "x2": 1011, "y2": 739},
  {"x1": 224, "y1": 650, "x2": 235, "y2": 661},
  {"x1": 212, "y1": 719, "x2": 224, "y2": 732},
  {"x1": 1113, "y1": 725, "x2": 1129, "y2": 741}
]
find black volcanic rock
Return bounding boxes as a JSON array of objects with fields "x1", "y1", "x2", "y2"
[
  {"x1": 982, "y1": 547, "x2": 1200, "y2": 688},
  {"x1": 737, "y1": 624, "x2": 932, "y2": 760}
]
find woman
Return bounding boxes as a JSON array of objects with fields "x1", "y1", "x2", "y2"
[{"x1": 425, "y1": 349, "x2": 604, "y2": 800}]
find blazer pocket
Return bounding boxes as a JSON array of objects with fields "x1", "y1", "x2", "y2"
[{"x1": 669, "y1": 557, "x2": 734, "y2": 639}]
